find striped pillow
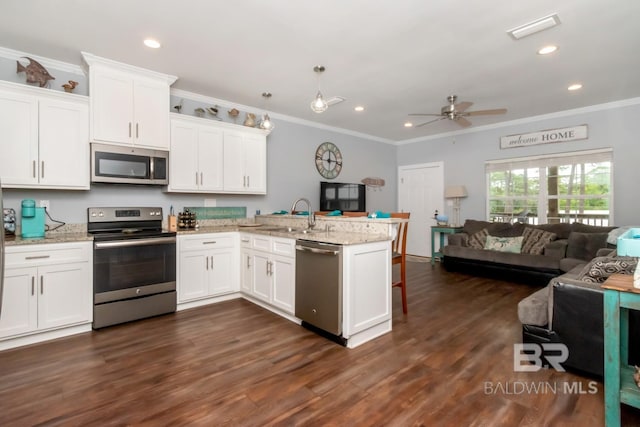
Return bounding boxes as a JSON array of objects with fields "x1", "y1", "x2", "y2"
[
  {"x1": 521, "y1": 227, "x2": 557, "y2": 255},
  {"x1": 468, "y1": 228, "x2": 489, "y2": 249}
]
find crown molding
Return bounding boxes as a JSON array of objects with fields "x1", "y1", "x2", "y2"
[
  {"x1": 170, "y1": 88, "x2": 394, "y2": 144},
  {"x1": 81, "y1": 52, "x2": 178, "y2": 85},
  {"x1": 395, "y1": 97, "x2": 640, "y2": 146},
  {"x1": 0, "y1": 46, "x2": 84, "y2": 75}
]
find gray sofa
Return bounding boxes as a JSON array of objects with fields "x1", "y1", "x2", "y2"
[
  {"x1": 518, "y1": 252, "x2": 639, "y2": 376},
  {"x1": 442, "y1": 220, "x2": 615, "y2": 285}
]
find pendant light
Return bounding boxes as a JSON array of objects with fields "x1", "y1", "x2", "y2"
[
  {"x1": 259, "y1": 92, "x2": 274, "y2": 131},
  {"x1": 310, "y1": 65, "x2": 328, "y2": 113}
]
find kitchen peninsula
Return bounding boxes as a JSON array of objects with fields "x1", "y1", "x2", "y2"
[{"x1": 1, "y1": 214, "x2": 406, "y2": 350}]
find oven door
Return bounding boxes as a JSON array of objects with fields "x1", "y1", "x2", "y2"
[{"x1": 93, "y1": 236, "x2": 176, "y2": 303}]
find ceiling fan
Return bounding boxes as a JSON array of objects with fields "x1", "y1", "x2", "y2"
[{"x1": 409, "y1": 95, "x2": 507, "y2": 128}]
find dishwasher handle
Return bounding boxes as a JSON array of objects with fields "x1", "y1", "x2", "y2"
[{"x1": 295, "y1": 244, "x2": 339, "y2": 256}]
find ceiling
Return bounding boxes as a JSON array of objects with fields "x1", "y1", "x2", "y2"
[{"x1": 1, "y1": 0, "x2": 639, "y2": 143}]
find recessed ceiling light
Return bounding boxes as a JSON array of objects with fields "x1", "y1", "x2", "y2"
[
  {"x1": 568, "y1": 83, "x2": 583, "y2": 91},
  {"x1": 404, "y1": 122, "x2": 413, "y2": 128},
  {"x1": 144, "y1": 38, "x2": 161, "y2": 49},
  {"x1": 354, "y1": 106, "x2": 364, "y2": 112},
  {"x1": 537, "y1": 45, "x2": 558, "y2": 55}
]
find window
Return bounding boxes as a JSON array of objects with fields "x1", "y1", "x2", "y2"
[{"x1": 486, "y1": 149, "x2": 613, "y2": 225}]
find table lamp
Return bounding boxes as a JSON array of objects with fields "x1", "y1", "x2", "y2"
[{"x1": 445, "y1": 185, "x2": 468, "y2": 227}]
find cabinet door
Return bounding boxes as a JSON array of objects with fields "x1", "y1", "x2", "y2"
[
  {"x1": 240, "y1": 249, "x2": 253, "y2": 294},
  {"x1": 37, "y1": 262, "x2": 91, "y2": 330},
  {"x1": 178, "y1": 252, "x2": 209, "y2": 302},
  {"x1": 0, "y1": 90, "x2": 39, "y2": 186},
  {"x1": 271, "y1": 255, "x2": 295, "y2": 314},
  {"x1": 222, "y1": 131, "x2": 245, "y2": 192},
  {"x1": 198, "y1": 126, "x2": 224, "y2": 191},
  {"x1": 243, "y1": 134, "x2": 267, "y2": 193},
  {"x1": 169, "y1": 120, "x2": 200, "y2": 191},
  {"x1": 38, "y1": 98, "x2": 89, "y2": 189},
  {"x1": 91, "y1": 69, "x2": 134, "y2": 145},
  {"x1": 251, "y1": 252, "x2": 271, "y2": 303},
  {"x1": 133, "y1": 78, "x2": 170, "y2": 150},
  {"x1": 208, "y1": 250, "x2": 235, "y2": 296},
  {"x1": 0, "y1": 267, "x2": 38, "y2": 338}
]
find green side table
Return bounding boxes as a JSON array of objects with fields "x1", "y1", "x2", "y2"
[
  {"x1": 430, "y1": 225, "x2": 463, "y2": 266},
  {"x1": 603, "y1": 274, "x2": 640, "y2": 427}
]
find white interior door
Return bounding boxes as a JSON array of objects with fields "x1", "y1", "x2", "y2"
[{"x1": 398, "y1": 162, "x2": 444, "y2": 257}]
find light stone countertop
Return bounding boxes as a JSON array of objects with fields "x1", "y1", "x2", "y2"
[
  {"x1": 5, "y1": 232, "x2": 94, "y2": 247},
  {"x1": 4, "y1": 215, "x2": 398, "y2": 247}
]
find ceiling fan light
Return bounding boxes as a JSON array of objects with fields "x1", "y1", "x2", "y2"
[
  {"x1": 310, "y1": 91, "x2": 328, "y2": 113},
  {"x1": 404, "y1": 122, "x2": 413, "y2": 128},
  {"x1": 568, "y1": 83, "x2": 583, "y2": 91}
]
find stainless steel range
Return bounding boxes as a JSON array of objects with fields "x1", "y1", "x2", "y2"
[{"x1": 88, "y1": 207, "x2": 176, "y2": 329}]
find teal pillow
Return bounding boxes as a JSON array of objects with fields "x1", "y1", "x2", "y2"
[{"x1": 484, "y1": 235, "x2": 524, "y2": 253}]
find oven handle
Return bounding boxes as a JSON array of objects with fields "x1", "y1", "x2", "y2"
[{"x1": 94, "y1": 236, "x2": 177, "y2": 249}]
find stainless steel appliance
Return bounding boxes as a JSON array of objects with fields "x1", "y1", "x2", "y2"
[
  {"x1": 88, "y1": 207, "x2": 176, "y2": 329},
  {"x1": 91, "y1": 143, "x2": 169, "y2": 185},
  {"x1": 0, "y1": 179, "x2": 5, "y2": 317},
  {"x1": 294, "y1": 240, "x2": 345, "y2": 345}
]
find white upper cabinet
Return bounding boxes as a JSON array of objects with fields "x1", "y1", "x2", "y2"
[
  {"x1": 223, "y1": 130, "x2": 267, "y2": 194},
  {"x1": 167, "y1": 114, "x2": 268, "y2": 194},
  {"x1": 167, "y1": 116, "x2": 224, "y2": 192},
  {"x1": 0, "y1": 81, "x2": 89, "y2": 190},
  {"x1": 82, "y1": 52, "x2": 177, "y2": 151}
]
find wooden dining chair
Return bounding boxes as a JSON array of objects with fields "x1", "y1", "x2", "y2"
[{"x1": 391, "y1": 212, "x2": 410, "y2": 314}]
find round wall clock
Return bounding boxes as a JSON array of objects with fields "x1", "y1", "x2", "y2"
[{"x1": 315, "y1": 142, "x2": 343, "y2": 179}]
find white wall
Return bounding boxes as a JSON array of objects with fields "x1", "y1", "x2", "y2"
[{"x1": 397, "y1": 101, "x2": 640, "y2": 226}]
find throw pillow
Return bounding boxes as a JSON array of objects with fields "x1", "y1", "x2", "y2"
[
  {"x1": 521, "y1": 227, "x2": 557, "y2": 255},
  {"x1": 484, "y1": 235, "x2": 524, "y2": 253},
  {"x1": 577, "y1": 256, "x2": 638, "y2": 283},
  {"x1": 468, "y1": 228, "x2": 489, "y2": 249},
  {"x1": 463, "y1": 220, "x2": 492, "y2": 236},
  {"x1": 566, "y1": 232, "x2": 609, "y2": 261}
]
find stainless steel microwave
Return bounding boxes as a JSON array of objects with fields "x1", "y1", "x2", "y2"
[{"x1": 91, "y1": 143, "x2": 169, "y2": 185}]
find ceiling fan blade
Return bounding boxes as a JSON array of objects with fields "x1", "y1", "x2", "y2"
[
  {"x1": 454, "y1": 101, "x2": 473, "y2": 113},
  {"x1": 453, "y1": 116, "x2": 472, "y2": 127},
  {"x1": 408, "y1": 113, "x2": 442, "y2": 117},
  {"x1": 415, "y1": 117, "x2": 446, "y2": 127},
  {"x1": 465, "y1": 108, "x2": 507, "y2": 116}
]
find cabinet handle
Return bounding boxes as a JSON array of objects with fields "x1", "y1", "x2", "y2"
[
  {"x1": 31, "y1": 276, "x2": 35, "y2": 296},
  {"x1": 241, "y1": 238, "x2": 250, "y2": 243},
  {"x1": 200, "y1": 172, "x2": 203, "y2": 186},
  {"x1": 136, "y1": 123, "x2": 139, "y2": 138},
  {"x1": 33, "y1": 160, "x2": 36, "y2": 178},
  {"x1": 210, "y1": 256, "x2": 214, "y2": 269},
  {"x1": 25, "y1": 255, "x2": 50, "y2": 260},
  {"x1": 247, "y1": 176, "x2": 250, "y2": 187},
  {"x1": 202, "y1": 241, "x2": 217, "y2": 245},
  {"x1": 41, "y1": 161, "x2": 45, "y2": 178},
  {"x1": 40, "y1": 276, "x2": 44, "y2": 294},
  {"x1": 196, "y1": 172, "x2": 199, "y2": 186},
  {"x1": 129, "y1": 122, "x2": 132, "y2": 138},
  {"x1": 243, "y1": 176, "x2": 246, "y2": 187},
  {"x1": 246, "y1": 255, "x2": 251, "y2": 268},
  {"x1": 206, "y1": 256, "x2": 209, "y2": 270}
]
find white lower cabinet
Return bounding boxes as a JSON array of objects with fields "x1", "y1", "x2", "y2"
[
  {"x1": 0, "y1": 242, "x2": 93, "y2": 343},
  {"x1": 241, "y1": 234, "x2": 296, "y2": 315},
  {"x1": 177, "y1": 233, "x2": 239, "y2": 303}
]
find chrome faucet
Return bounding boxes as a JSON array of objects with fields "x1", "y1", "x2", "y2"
[{"x1": 291, "y1": 198, "x2": 316, "y2": 229}]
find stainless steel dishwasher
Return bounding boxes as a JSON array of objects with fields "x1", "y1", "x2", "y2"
[{"x1": 295, "y1": 240, "x2": 345, "y2": 344}]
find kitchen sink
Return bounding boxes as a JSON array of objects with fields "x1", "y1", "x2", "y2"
[{"x1": 261, "y1": 226, "x2": 321, "y2": 234}]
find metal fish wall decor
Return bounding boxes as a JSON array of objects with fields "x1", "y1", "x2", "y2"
[{"x1": 16, "y1": 56, "x2": 55, "y2": 88}]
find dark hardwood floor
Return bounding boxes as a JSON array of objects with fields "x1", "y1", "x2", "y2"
[{"x1": 2, "y1": 261, "x2": 640, "y2": 426}]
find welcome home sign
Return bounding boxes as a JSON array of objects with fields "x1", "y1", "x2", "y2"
[{"x1": 500, "y1": 125, "x2": 588, "y2": 149}]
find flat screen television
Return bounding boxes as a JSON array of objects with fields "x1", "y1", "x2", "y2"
[{"x1": 319, "y1": 181, "x2": 366, "y2": 212}]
